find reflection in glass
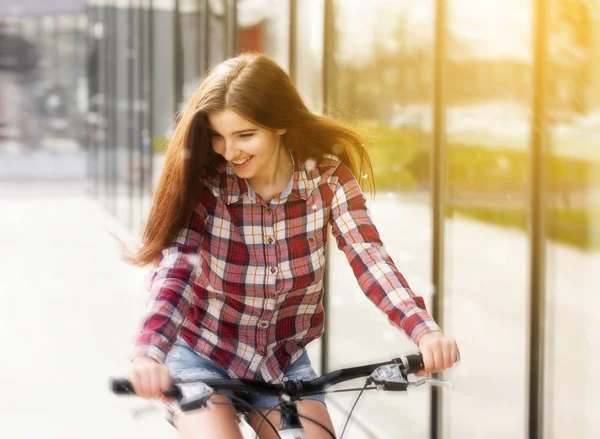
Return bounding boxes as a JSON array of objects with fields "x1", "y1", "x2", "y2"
[
  {"x1": 178, "y1": 0, "x2": 202, "y2": 99},
  {"x1": 443, "y1": 1, "x2": 532, "y2": 437},
  {"x1": 327, "y1": 1, "x2": 436, "y2": 437},
  {"x1": 237, "y1": 0, "x2": 290, "y2": 71},
  {"x1": 294, "y1": 0, "x2": 324, "y2": 113},
  {"x1": 544, "y1": 1, "x2": 600, "y2": 437},
  {"x1": 208, "y1": 0, "x2": 226, "y2": 67}
]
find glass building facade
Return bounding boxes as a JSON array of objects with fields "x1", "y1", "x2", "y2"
[
  {"x1": 0, "y1": 9, "x2": 87, "y2": 154},
  {"x1": 81, "y1": 0, "x2": 599, "y2": 437}
]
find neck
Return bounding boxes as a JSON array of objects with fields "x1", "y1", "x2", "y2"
[{"x1": 248, "y1": 146, "x2": 293, "y2": 201}]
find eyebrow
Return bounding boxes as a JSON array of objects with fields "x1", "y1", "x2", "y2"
[{"x1": 209, "y1": 128, "x2": 258, "y2": 135}]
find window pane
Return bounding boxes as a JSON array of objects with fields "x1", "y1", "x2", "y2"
[
  {"x1": 294, "y1": 0, "x2": 324, "y2": 113},
  {"x1": 179, "y1": 0, "x2": 202, "y2": 98},
  {"x1": 544, "y1": 1, "x2": 600, "y2": 437},
  {"x1": 443, "y1": 1, "x2": 533, "y2": 437},
  {"x1": 114, "y1": 7, "x2": 132, "y2": 227},
  {"x1": 327, "y1": 1, "x2": 436, "y2": 437},
  {"x1": 237, "y1": 0, "x2": 290, "y2": 71},
  {"x1": 208, "y1": 0, "x2": 226, "y2": 66}
]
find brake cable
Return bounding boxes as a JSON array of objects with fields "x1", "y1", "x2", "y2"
[{"x1": 340, "y1": 377, "x2": 373, "y2": 439}]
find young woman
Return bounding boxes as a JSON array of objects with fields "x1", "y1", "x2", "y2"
[{"x1": 128, "y1": 53, "x2": 459, "y2": 439}]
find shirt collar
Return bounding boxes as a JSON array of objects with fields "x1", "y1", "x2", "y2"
[
  {"x1": 204, "y1": 150, "x2": 334, "y2": 205},
  {"x1": 288, "y1": 150, "x2": 319, "y2": 201}
]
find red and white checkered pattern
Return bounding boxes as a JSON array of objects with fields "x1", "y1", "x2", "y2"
[{"x1": 134, "y1": 152, "x2": 441, "y2": 383}]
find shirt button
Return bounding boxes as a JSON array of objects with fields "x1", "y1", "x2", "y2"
[
  {"x1": 270, "y1": 266, "x2": 276, "y2": 274},
  {"x1": 268, "y1": 292, "x2": 276, "y2": 298},
  {"x1": 265, "y1": 207, "x2": 272, "y2": 215},
  {"x1": 267, "y1": 237, "x2": 274, "y2": 244},
  {"x1": 258, "y1": 320, "x2": 269, "y2": 329}
]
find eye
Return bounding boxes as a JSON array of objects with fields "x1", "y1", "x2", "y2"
[
  {"x1": 210, "y1": 132, "x2": 222, "y2": 139},
  {"x1": 239, "y1": 133, "x2": 254, "y2": 138}
]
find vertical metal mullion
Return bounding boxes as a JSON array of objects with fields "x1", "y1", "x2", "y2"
[
  {"x1": 104, "y1": 3, "x2": 110, "y2": 210},
  {"x1": 85, "y1": 5, "x2": 93, "y2": 194},
  {"x1": 71, "y1": 14, "x2": 78, "y2": 140},
  {"x1": 146, "y1": 0, "x2": 155, "y2": 207},
  {"x1": 139, "y1": 0, "x2": 147, "y2": 215},
  {"x1": 81, "y1": 13, "x2": 87, "y2": 153},
  {"x1": 195, "y1": 0, "x2": 203, "y2": 77},
  {"x1": 201, "y1": 0, "x2": 209, "y2": 71},
  {"x1": 321, "y1": 0, "x2": 334, "y2": 375},
  {"x1": 529, "y1": 0, "x2": 548, "y2": 436},
  {"x1": 137, "y1": 0, "x2": 146, "y2": 224},
  {"x1": 174, "y1": 0, "x2": 183, "y2": 114},
  {"x1": 103, "y1": 3, "x2": 111, "y2": 210},
  {"x1": 225, "y1": 0, "x2": 237, "y2": 57},
  {"x1": 54, "y1": 16, "x2": 60, "y2": 88},
  {"x1": 110, "y1": 3, "x2": 118, "y2": 215},
  {"x1": 128, "y1": 0, "x2": 135, "y2": 229},
  {"x1": 431, "y1": 0, "x2": 447, "y2": 437},
  {"x1": 88, "y1": 6, "x2": 97, "y2": 196},
  {"x1": 131, "y1": 0, "x2": 138, "y2": 226},
  {"x1": 288, "y1": 0, "x2": 297, "y2": 82}
]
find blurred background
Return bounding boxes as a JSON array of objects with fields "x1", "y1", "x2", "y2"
[{"x1": 1, "y1": 0, "x2": 598, "y2": 438}]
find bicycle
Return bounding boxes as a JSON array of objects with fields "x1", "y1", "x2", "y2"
[{"x1": 110, "y1": 353, "x2": 453, "y2": 439}]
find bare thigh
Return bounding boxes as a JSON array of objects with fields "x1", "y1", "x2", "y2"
[
  {"x1": 173, "y1": 394, "x2": 243, "y2": 439},
  {"x1": 249, "y1": 399, "x2": 336, "y2": 439}
]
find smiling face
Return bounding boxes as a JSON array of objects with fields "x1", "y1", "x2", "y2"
[{"x1": 208, "y1": 109, "x2": 287, "y2": 182}]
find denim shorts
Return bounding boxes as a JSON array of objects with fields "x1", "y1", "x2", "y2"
[{"x1": 164, "y1": 336, "x2": 326, "y2": 417}]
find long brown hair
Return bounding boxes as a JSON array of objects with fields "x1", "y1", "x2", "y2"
[{"x1": 131, "y1": 52, "x2": 374, "y2": 266}]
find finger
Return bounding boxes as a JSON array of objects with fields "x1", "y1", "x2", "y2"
[
  {"x1": 135, "y1": 368, "x2": 150, "y2": 399},
  {"x1": 130, "y1": 369, "x2": 143, "y2": 397},
  {"x1": 450, "y1": 343, "x2": 459, "y2": 364},
  {"x1": 144, "y1": 368, "x2": 153, "y2": 399},
  {"x1": 420, "y1": 345, "x2": 434, "y2": 373},
  {"x1": 148, "y1": 367, "x2": 161, "y2": 400},
  {"x1": 430, "y1": 342, "x2": 442, "y2": 373},
  {"x1": 442, "y1": 342, "x2": 452, "y2": 369},
  {"x1": 415, "y1": 370, "x2": 430, "y2": 378},
  {"x1": 159, "y1": 367, "x2": 173, "y2": 402}
]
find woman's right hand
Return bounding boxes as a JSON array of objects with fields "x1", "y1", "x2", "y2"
[{"x1": 130, "y1": 357, "x2": 173, "y2": 401}]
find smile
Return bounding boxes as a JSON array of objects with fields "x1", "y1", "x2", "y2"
[{"x1": 231, "y1": 156, "x2": 253, "y2": 167}]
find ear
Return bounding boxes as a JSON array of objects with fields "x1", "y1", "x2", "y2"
[{"x1": 276, "y1": 128, "x2": 287, "y2": 136}]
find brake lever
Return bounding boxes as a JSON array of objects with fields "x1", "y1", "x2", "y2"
[
  {"x1": 369, "y1": 364, "x2": 454, "y2": 391},
  {"x1": 408, "y1": 377, "x2": 454, "y2": 389},
  {"x1": 369, "y1": 365, "x2": 409, "y2": 391},
  {"x1": 178, "y1": 382, "x2": 215, "y2": 412}
]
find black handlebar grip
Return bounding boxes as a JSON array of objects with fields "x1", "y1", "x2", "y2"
[
  {"x1": 111, "y1": 378, "x2": 136, "y2": 395},
  {"x1": 404, "y1": 353, "x2": 424, "y2": 375},
  {"x1": 110, "y1": 378, "x2": 182, "y2": 399}
]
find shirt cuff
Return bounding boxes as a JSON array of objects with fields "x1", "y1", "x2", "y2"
[
  {"x1": 131, "y1": 343, "x2": 168, "y2": 364},
  {"x1": 406, "y1": 319, "x2": 443, "y2": 345}
]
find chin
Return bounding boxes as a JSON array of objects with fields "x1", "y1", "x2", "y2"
[{"x1": 233, "y1": 167, "x2": 255, "y2": 178}]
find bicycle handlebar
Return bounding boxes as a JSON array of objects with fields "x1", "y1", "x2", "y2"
[{"x1": 111, "y1": 353, "x2": 425, "y2": 401}]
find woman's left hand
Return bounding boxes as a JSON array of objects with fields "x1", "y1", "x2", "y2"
[{"x1": 416, "y1": 331, "x2": 460, "y2": 377}]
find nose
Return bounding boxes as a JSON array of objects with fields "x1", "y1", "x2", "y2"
[{"x1": 221, "y1": 140, "x2": 239, "y2": 162}]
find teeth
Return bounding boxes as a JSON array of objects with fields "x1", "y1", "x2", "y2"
[{"x1": 232, "y1": 156, "x2": 252, "y2": 165}]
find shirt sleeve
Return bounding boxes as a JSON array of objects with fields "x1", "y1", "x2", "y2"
[
  {"x1": 132, "y1": 206, "x2": 205, "y2": 363},
  {"x1": 328, "y1": 164, "x2": 441, "y2": 344}
]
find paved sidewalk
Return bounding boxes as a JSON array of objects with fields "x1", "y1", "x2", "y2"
[{"x1": 0, "y1": 180, "x2": 178, "y2": 438}]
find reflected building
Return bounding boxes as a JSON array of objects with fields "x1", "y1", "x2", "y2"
[{"x1": 0, "y1": 5, "x2": 87, "y2": 151}]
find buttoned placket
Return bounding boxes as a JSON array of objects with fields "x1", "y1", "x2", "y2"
[{"x1": 257, "y1": 203, "x2": 277, "y2": 355}]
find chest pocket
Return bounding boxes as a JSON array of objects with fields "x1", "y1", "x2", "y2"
[
  {"x1": 200, "y1": 219, "x2": 253, "y2": 297},
  {"x1": 288, "y1": 230, "x2": 326, "y2": 287}
]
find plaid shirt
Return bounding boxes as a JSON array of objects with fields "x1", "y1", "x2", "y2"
[{"x1": 134, "y1": 152, "x2": 441, "y2": 383}]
